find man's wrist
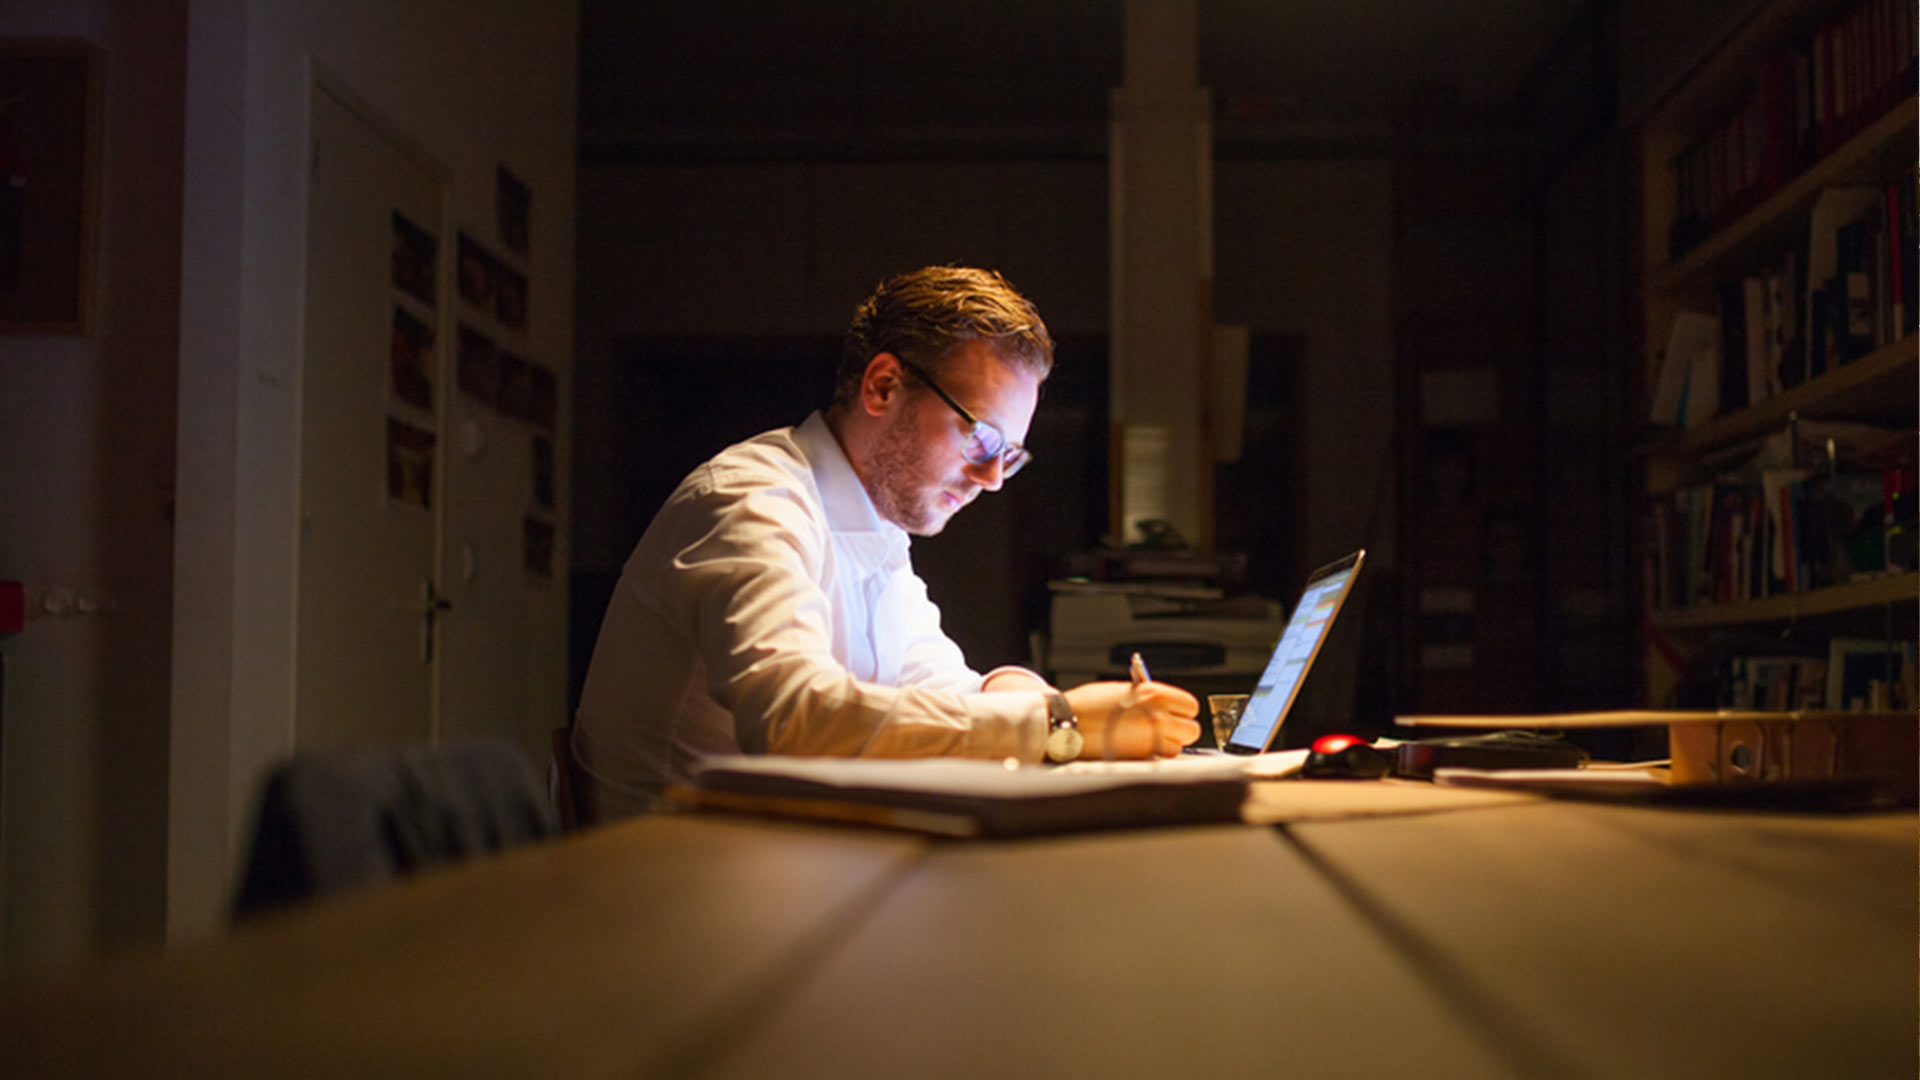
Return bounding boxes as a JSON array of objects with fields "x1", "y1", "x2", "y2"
[
  {"x1": 981, "y1": 665, "x2": 1052, "y2": 694},
  {"x1": 1043, "y1": 691, "x2": 1083, "y2": 763}
]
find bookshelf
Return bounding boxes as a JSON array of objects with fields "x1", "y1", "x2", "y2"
[
  {"x1": 1647, "y1": 99, "x2": 1916, "y2": 294},
  {"x1": 1634, "y1": 0, "x2": 1918, "y2": 711},
  {"x1": 1650, "y1": 569, "x2": 1917, "y2": 628},
  {"x1": 1643, "y1": 333, "x2": 1916, "y2": 490}
]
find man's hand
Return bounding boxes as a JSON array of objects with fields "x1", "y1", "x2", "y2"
[{"x1": 1061, "y1": 681, "x2": 1201, "y2": 759}]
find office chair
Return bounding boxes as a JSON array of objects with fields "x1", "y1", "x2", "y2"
[{"x1": 233, "y1": 737, "x2": 557, "y2": 920}]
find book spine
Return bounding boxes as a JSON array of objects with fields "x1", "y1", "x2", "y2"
[
  {"x1": 1886, "y1": 183, "x2": 1907, "y2": 337},
  {"x1": 1902, "y1": 178, "x2": 1918, "y2": 337}
]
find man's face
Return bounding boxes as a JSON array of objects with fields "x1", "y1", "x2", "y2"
[{"x1": 864, "y1": 340, "x2": 1041, "y2": 537}]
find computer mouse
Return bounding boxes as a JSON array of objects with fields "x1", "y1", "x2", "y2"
[{"x1": 1302, "y1": 733, "x2": 1392, "y2": 779}]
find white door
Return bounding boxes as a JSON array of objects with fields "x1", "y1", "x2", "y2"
[{"x1": 295, "y1": 87, "x2": 446, "y2": 750}]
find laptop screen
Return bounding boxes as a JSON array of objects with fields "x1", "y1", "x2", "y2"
[{"x1": 1224, "y1": 550, "x2": 1365, "y2": 753}]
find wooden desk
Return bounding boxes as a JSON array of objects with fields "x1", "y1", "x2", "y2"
[{"x1": 3, "y1": 797, "x2": 1913, "y2": 1078}]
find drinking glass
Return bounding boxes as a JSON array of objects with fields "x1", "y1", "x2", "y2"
[{"x1": 1206, "y1": 694, "x2": 1250, "y2": 751}]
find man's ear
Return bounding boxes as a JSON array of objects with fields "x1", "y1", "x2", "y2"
[{"x1": 859, "y1": 352, "x2": 906, "y2": 417}]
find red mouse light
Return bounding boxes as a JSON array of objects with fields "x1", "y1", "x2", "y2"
[
  {"x1": 1301, "y1": 734, "x2": 1393, "y2": 780},
  {"x1": 1311, "y1": 733, "x2": 1365, "y2": 755}
]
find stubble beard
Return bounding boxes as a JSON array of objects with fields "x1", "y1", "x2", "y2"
[{"x1": 865, "y1": 411, "x2": 955, "y2": 537}]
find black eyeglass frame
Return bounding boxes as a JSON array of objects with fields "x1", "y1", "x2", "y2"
[{"x1": 897, "y1": 358, "x2": 1031, "y2": 477}]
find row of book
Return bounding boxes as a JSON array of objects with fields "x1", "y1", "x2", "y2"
[
  {"x1": 1725, "y1": 653, "x2": 1830, "y2": 709},
  {"x1": 1668, "y1": 0, "x2": 1917, "y2": 258},
  {"x1": 1722, "y1": 182, "x2": 1916, "y2": 406},
  {"x1": 1649, "y1": 181, "x2": 1915, "y2": 427},
  {"x1": 1646, "y1": 463, "x2": 1916, "y2": 611},
  {"x1": 1720, "y1": 641, "x2": 1916, "y2": 711}
]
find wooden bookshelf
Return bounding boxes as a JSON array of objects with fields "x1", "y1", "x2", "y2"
[
  {"x1": 1648, "y1": 100, "x2": 1918, "y2": 294},
  {"x1": 1633, "y1": 0, "x2": 1918, "y2": 709},
  {"x1": 1650, "y1": 571, "x2": 1918, "y2": 628},
  {"x1": 1643, "y1": 334, "x2": 1917, "y2": 486}
]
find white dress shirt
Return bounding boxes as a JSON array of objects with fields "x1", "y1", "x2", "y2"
[{"x1": 572, "y1": 411, "x2": 1048, "y2": 819}]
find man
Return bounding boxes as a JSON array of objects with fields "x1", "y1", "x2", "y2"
[{"x1": 573, "y1": 266, "x2": 1199, "y2": 821}]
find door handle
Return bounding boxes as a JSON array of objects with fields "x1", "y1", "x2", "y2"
[{"x1": 420, "y1": 580, "x2": 452, "y2": 664}]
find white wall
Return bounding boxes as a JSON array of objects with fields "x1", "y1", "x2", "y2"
[
  {"x1": 0, "y1": 0, "x2": 577, "y2": 970},
  {"x1": 0, "y1": 0, "x2": 183, "y2": 972},
  {"x1": 169, "y1": 0, "x2": 577, "y2": 948}
]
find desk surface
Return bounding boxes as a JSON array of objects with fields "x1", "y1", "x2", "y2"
[{"x1": 3, "y1": 795, "x2": 1914, "y2": 1078}]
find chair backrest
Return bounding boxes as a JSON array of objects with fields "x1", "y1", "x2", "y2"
[
  {"x1": 549, "y1": 725, "x2": 582, "y2": 830},
  {"x1": 233, "y1": 737, "x2": 557, "y2": 920}
]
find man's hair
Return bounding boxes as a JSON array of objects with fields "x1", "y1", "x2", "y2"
[{"x1": 832, "y1": 266, "x2": 1054, "y2": 410}]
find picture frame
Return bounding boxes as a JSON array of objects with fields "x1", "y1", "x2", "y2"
[
  {"x1": 1825, "y1": 638, "x2": 1915, "y2": 711},
  {"x1": 0, "y1": 39, "x2": 103, "y2": 334},
  {"x1": 390, "y1": 211, "x2": 438, "y2": 308},
  {"x1": 496, "y1": 165, "x2": 529, "y2": 257}
]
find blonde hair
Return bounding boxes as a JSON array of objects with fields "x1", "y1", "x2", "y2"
[{"x1": 832, "y1": 266, "x2": 1053, "y2": 410}]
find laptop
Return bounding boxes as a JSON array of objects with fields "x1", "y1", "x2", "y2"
[
  {"x1": 1210, "y1": 549, "x2": 1366, "y2": 756},
  {"x1": 1058, "y1": 549, "x2": 1365, "y2": 774}
]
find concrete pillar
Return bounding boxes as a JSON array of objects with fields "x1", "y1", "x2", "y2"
[{"x1": 1109, "y1": 0, "x2": 1212, "y2": 548}]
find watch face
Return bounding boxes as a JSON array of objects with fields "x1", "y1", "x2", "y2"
[{"x1": 1047, "y1": 725, "x2": 1084, "y2": 762}]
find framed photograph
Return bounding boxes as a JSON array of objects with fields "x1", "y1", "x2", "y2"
[
  {"x1": 385, "y1": 417, "x2": 436, "y2": 511},
  {"x1": 493, "y1": 260, "x2": 527, "y2": 330},
  {"x1": 390, "y1": 211, "x2": 437, "y2": 308},
  {"x1": 456, "y1": 233, "x2": 495, "y2": 310},
  {"x1": 496, "y1": 165, "x2": 529, "y2": 257},
  {"x1": 456, "y1": 323, "x2": 500, "y2": 406},
  {"x1": 0, "y1": 40, "x2": 103, "y2": 333},
  {"x1": 1826, "y1": 638, "x2": 1916, "y2": 711},
  {"x1": 523, "y1": 515, "x2": 554, "y2": 579},
  {"x1": 527, "y1": 362, "x2": 556, "y2": 431},
  {"x1": 531, "y1": 433, "x2": 553, "y2": 510},
  {"x1": 496, "y1": 349, "x2": 533, "y2": 422},
  {"x1": 389, "y1": 306, "x2": 435, "y2": 413}
]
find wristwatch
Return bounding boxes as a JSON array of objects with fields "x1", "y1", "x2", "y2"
[{"x1": 1044, "y1": 691, "x2": 1083, "y2": 763}]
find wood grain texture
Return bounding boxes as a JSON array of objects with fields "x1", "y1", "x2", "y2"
[{"x1": 0, "y1": 815, "x2": 923, "y2": 1078}]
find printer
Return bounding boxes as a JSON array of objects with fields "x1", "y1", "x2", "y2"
[{"x1": 1045, "y1": 580, "x2": 1285, "y2": 690}]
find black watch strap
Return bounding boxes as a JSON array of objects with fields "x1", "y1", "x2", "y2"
[
  {"x1": 1044, "y1": 692, "x2": 1082, "y2": 763},
  {"x1": 1045, "y1": 691, "x2": 1076, "y2": 729}
]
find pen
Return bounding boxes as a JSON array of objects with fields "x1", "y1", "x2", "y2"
[{"x1": 1126, "y1": 652, "x2": 1153, "y2": 765}]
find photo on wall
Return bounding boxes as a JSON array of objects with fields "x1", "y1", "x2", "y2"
[
  {"x1": 456, "y1": 229, "x2": 528, "y2": 331},
  {"x1": 457, "y1": 233, "x2": 495, "y2": 311},
  {"x1": 457, "y1": 323, "x2": 500, "y2": 407},
  {"x1": 496, "y1": 349, "x2": 534, "y2": 422},
  {"x1": 523, "y1": 515, "x2": 553, "y2": 579},
  {"x1": 532, "y1": 433, "x2": 553, "y2": 510},
  {"x1": 390, "y1": 211, "x2": 437, "y2": 308},
  {"x1": 389, "y1": 306, "x2": 435, "y2": 413},
  {"x1": 526, "y1": 362, "x2": 556, "y2": 431},
  {"x1": 493, "y1": 261, "x2": 527, "y2": 330},
  {"x1": 0, "y1": 41, "x2": 102, "y2": 332},
  {"x1": 386, "y1": 416, "x2": 436, "y2": 511},
  {"x1": 497, "y1": 165, "x2": 529, "y2": 257}
]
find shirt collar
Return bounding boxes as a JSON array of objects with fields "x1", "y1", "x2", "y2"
[{"x1": 795, "y1": 411, "x2": 910, "y2": 571}]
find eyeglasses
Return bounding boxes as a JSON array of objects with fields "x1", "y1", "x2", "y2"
[{"x1": 898, "y1": 359, "x2": 1030, "y2": 478}]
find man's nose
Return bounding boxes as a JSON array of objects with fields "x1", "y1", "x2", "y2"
[{"x1": 962, "y1": 456, "x2": 1006, "y2": 492}]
